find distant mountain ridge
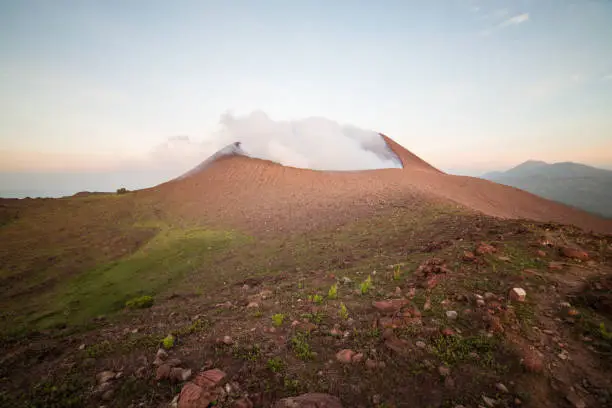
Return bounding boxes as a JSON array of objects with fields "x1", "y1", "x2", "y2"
[{"x1": 482, "y1": 161, "x2": 612, "y2": 218}]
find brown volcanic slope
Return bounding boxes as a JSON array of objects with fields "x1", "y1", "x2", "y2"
[{"x1": 146, "y1": 135, "x2": 612, "y2": 234}]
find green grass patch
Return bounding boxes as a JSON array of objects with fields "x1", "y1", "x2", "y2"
[
  {"x1": 125, "y1": 295, "x2": 154, "y2": 309},
  {"x1": 290, "y1": 332, "x2": 314, "y2": 360},
  {"x1": 432, "y1": 334, "x2": 499, "y2": 367},
  {"x1": 28, "y1": 227, "x2": 244, "y2": 330}
]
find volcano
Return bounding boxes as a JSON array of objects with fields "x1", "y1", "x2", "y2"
[{"x1": 143, "y1": 134, "x2": 611, "y2": 234}]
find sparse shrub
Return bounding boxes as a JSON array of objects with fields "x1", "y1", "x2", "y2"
[
  {"x1": 272, "y1": 313, "x2": 285, "y2": 327},
  {"x1": 360, "y1": 276, "x2": 372, "y2": 295},
  {"x1": 86, "y1": 340, "x2": 112, "y2": 358},
  {"x1": 290, "y1": 332, "x2": 314, "y2": 360},
  {"x1": 328, "y1": 284, "x2": 338, "y2": 299},
  {"x1": 125, "y1": 295, "x2": 154, "y2": 309},
  {"x1": 339, "y1": 302, "x2": 349, "y2": 320},
  {"x1": 301, "y1": 311, "x2": 325, "y2": 324},
  {"x1": 253, "y1": 310, "x2": 263, "y2": 318},
  {"x1": 267, "y1": 357, "x2": 284, "y2": 373},
  {"x1": 161, "y1": 334, "x2": 175, "y2": 349},
  {"x1": 308, "y1": 294, "x2": 323, "y2": 304},
  {"x1": 116, "y1": 187, "x2": 129, "y2": 195},
  {"x1": 600, "y1": 323, "x2": 612, "y2": 340},
  {"x1": 298, "y1": 280, "x2": 304, "y2": 289},
  {"x1": 393, "y1": 265, "x2": 401, "y2": 281},
  {"x1": 233, "y1": 344, "x2": 261, "y2": 361}
]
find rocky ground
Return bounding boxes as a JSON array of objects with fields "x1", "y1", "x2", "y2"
[{"x1": 1, "y1": 208, "x2": 611, "y2": 408}]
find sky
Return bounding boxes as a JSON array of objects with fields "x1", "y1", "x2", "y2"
[{"x1": 1, "y1": 0, "x2": 612, "y2": 195}]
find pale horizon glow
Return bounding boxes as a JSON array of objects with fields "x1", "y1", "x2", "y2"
[{"x1": 1, "y1": 0, "x2": 612, "y2": 194}]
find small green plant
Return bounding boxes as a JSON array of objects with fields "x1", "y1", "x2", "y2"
[
  {"x1": 253, "y1": 310, "x2": 263, "y2": 318},
  {"x1": 301, "y1": 311, "x2": 325, "y2": 324},
  {"x1": 86, "y1": 340, "x2": 112, "y2": 358},
  {"x1": 298, "y1": 280, "x2": 304, "y2": 289},
  {"x1": 272, "y1": 313, "x2": 285, "y2": 327},
  {"x1": 328, "y1": 283, "x2": 338, "y2": 299},
  {"x1": 267, "y1": 357, "x2": 284, "y2": 373},
  {"x1": 600, "y1": 323, "x2": 612, "y2": 340},
  {"x1": 174, "y1": 318, "x2": 209, "y2": 336},
  {"x1": 125, "y1": 295, "x2": 154, "y2": 309},
  {"x1": 283, "y1": 377, "x2": 301, "y2": 393},
  {"x1": 232, "y1": 344, "x2": 261, "y2": 361},
  {"x1": 308, "y1": 294, "x2": 323, "y2": 304},
  {"x1": 291, "y1": 332, "x2": 314, "y2": 360},
  {"x1": 360, "y1": 276, "x2": 372, "y2": 295},
  {"x1": 161, "y1": 334, "x2": 175, "y2": 349},
  {"x1": 339, "y1": 302, "x2": 349, "y2": 320},
  {"x1": 393, "y1": 265, "x2": 401, "y2": 280}
]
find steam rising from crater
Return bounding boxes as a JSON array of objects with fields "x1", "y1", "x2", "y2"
[{"x1": 153, "y1": 112, "x2": 402, "y2": 173}]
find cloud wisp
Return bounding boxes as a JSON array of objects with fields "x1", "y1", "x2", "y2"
[
  {"x1": 500, "y1": 13, "x2": 529, "y2": 27},
  {"x1": 149, "y1": 111, "x2": 402, "y2": 174}
]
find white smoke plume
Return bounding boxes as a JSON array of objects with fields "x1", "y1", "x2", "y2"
[{"x1": 150, "y1": 111, "x2": 402, "y2": 173}]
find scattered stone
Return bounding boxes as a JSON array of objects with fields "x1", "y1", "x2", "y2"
[
  {"x1": 96, "y1": 371, "x2": 116, "y2": 384},
  {"x1": 463, "y1": 251, "x2": 476, "y2": 262},
  {"x1": 536, "y1": 250, "x2": 546, "y2": 258},
  {"x1": 365, "y1": 359, "x2": 386, "y2": 369},
  {"x1": 484, "y1": 292, "x2": 496, "y2": 300},
  {"x1": 336, "y1": 349, "x2": 356, "y2": 364},
  {"x1": 170, "y1": 394, "x2": 180, "y2": 408},
  {"x1": 169, "y1": 368, "x2": 192, "y2": 383},
  {"x1": 567, "y1": 308, "x2": 580, "y2": 317},
  {"x1": 157, "y1": 364, "x2": 172, "y2": 381},
  {"x1": 558, "y1": 351, "x2": 569, "y2": 361},
  {"x1": 476, "y1": 299, "x2": 486, "y2": 307},
  {"x1": 560, "y1": 247, "x2": 589, "y2": 261},
  {"x1": 395, "y1": 287, "x2": 402, "y2": 296},
  {"x1": 216, "y1": 301, "x2": 233, "y2": 309},
  {"x1": 482, "y1": 395, "x2": 497, "y2": 407},
  {"x1": 476, "y1": 243, "x2": 497, "y2": 255},
  {"x1": 542, "y1": 329, "x2": 554, "y2": 335},
  {"x1": 522, "y1": 348, "x2": 544, "y2": 373},
  {"x1": 372, "y1": 299, "x2": 410, "y2": 314},
  {"x1": 222, "y1": 336, "x2": 233, "y2": 345},
  {"x1": 548, "y1": 262, "x2": 564, "y2": 271},
  {"x1": 514, "y1": 398, "x2": 522, "y2": 405},
  {"x1": 495, "y1": 383, "x2": 509, "y2": 393},
  {"x1": 246, "y1": 302, "x2": 259, "y2": 309},
  {"x1": 273, "y1": 393, "x2": 343, "y2": 408},
  {"x1": 566, "y1": 391, "x2": 586, "y2": 408},
  {"x1": 438, "y1": 366, "x2": 450, "y2": 376},
  {"x1": 416, "y1": 341, "x2": 426, "y2": 349},
  {"x1": 101, "y1": 389, "x2": 114, "y2": 401},
  {"x1": 341, "y1": 277, "x2": 352, "y2": 284},
  {"x1": 78, "y1": 343, "x2": 86, "y2": 350},
  {"x1": 444, "y1": 376, "x2": 455, "y2": 389},
  {"x1": 93, "y1": 381, "x2": 113, "y2": 396},
  {"x1": 352, "y1": 353, "x2": 364, "y2": 363},
  {"x1": 178, "y1": 369, "x2": 227, "y2": 408},
  {"x1": 559, "y1": 301, "x2": 572, "y2": 309},
  {"x1": 259, "y1": 289, "x2": 273, "y2": 299},
  {"x1": 497, "y1": 256, "x2": 511, "y2": 262},
  {"x1": 335, "y1": 349, "x2": 363, "y2": 364},
  {"x1": 509, "y1": 288, "x2": 527, "y2": 302},
  {"x1": 233, "y1": 397, "x2": 254, "y2": 408},
  {"x1": 154, "y1": 348, "x2": 169, "y2": 366},
  {"x1": 423, "y1": 297, "x2": 431, "y2": 311},
  {"x1": 372, "y1": 394, "x2": 381, "y2": 405},
  {"x1": 441, "y1": 328, "x2": 455, "y2": 336},
  {"x1": 193, "y1": 369, "x2": 226, "y2": 389},
  {"x1": 446, "y1": 310, "x2": 458, "y2": 320}
]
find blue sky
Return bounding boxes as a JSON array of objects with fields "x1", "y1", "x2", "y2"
[{"x1": 1, "y1": 0, "x2": 612, "y2": 179}]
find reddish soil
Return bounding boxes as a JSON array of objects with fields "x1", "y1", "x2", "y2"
[{"x1": 142, "y1": 135, "x2": 612, "y2": 235}]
